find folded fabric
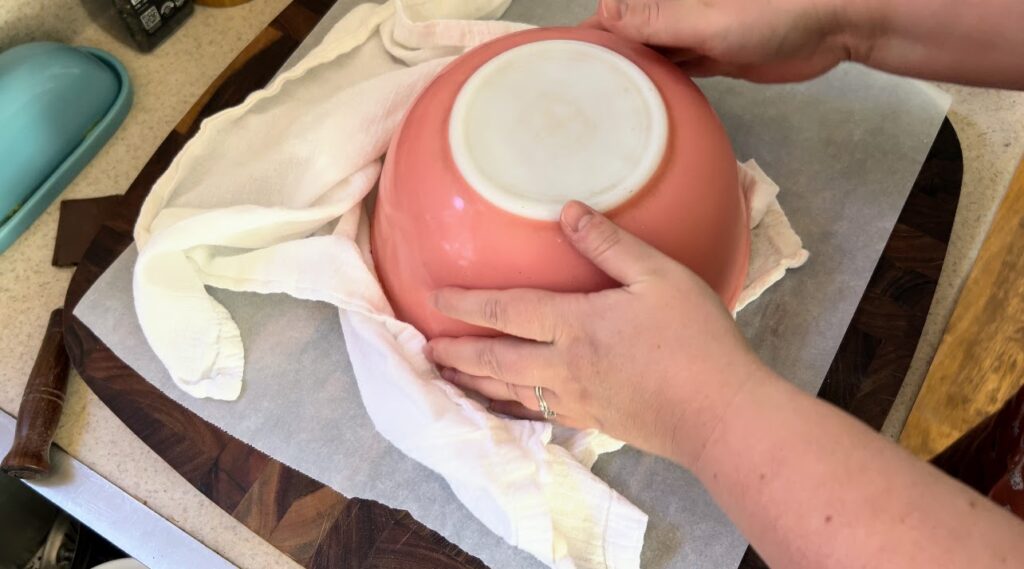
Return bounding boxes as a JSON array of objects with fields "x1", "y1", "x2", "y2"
[
  {"x1": 735, "y1": 160, "x2": 811, "y2": 312},
  {"x1": 131, "y1": 2, "x2": 807, "y2": 567}
]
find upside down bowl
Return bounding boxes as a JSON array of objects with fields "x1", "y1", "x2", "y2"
[{"x1": 372, "y1": 27, "x2": 749, "y2": 339}]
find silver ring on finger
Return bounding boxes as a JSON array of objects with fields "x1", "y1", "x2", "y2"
[{"x1": 534, "y1": 386, "x2": 556, "y2": 420}]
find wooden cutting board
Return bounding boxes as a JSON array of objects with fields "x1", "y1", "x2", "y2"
[
  {"x1": 61, "y1": 0, "x2": 965, "y2": 566},
  {"x1": 900, "y1": 156, "x2": 1024, "y2": 459}
]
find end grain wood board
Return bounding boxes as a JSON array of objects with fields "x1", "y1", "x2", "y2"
[
  {"x1": 60, "y1": 0, "x2": 964, "y2": 566},
  {"x1": 900, "y1": 156, "x2": 1024, "y2": 459}
]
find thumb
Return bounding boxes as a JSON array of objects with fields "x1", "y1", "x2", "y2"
[
  {"x1": 560, "y1": 201, "x2": 669, "y2": 286},
  {"x1": 597, "y1": 0, "x2": 703, "y2": 47}
]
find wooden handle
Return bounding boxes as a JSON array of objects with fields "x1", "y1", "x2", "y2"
[{"x1": 2, "y1": 309, "x2": 70, "y2": 480}]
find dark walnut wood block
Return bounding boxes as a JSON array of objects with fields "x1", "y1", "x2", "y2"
[{"x1": 61, "y1": 0, "x2": 964, "y2": 566}]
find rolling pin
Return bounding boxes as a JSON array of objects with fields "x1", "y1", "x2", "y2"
[{"x1": 2, "y1": 309, "x2": 70, "y2": 480}]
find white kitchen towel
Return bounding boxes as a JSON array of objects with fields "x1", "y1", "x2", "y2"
[
  {"x1": 736, "y1": 160, "x2": 811, "y2": 312},
  {"x1": 131, "y1": 2, "x2": 806, "y2": 568}
]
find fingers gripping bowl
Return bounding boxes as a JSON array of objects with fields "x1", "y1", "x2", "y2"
[{"x1": 371, "y1": 27, "x2": 749, "y2": 339}]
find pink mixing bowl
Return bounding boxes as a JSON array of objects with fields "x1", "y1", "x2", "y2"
[{"x1": 372, "y1": 27, "x2": 749, "y2": 339}]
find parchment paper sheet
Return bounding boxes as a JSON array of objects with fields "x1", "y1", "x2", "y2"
[{"x1": 76, "y1": 1, "x2": 951, "y2": 567}]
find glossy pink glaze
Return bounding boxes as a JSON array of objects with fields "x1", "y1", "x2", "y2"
[{"x1": 372, "y1": 27, "x2": 749, "y2": 339}]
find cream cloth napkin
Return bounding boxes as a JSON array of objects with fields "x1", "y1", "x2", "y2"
[{"x1": 132, "y1": 2, "x2": 807, "y2": 567}]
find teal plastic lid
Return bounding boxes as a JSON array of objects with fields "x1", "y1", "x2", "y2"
[{"x1": 0, "y1": 42, "x2": 133, "y2": 254}]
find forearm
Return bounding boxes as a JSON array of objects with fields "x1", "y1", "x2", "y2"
[
  {"x1": 840, "y1": 0, "x2": 1024, "y2": 89},
  {"x1": 688, "y1": 367, "x2": 1024, "y2": 569}
]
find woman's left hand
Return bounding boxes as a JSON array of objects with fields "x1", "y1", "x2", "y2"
[{"x1": 424, "y1": 201, "x2": 766, "y2": 466}]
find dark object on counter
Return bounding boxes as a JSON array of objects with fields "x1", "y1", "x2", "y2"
[
  {"x1": 1, "y1": 309, "x2": 70, "y2": 480},
  {"x1": 53, "y1": 196, "x2": 123, "y2": 267},
  {"x1": 931, "y1": 385, "x2": 1024, "y2": 518},
  {"x1": 112, "y1": 0, "x2": 194, "y2": 52},
  {"x1": 195, "y1": 0, "x2": 253, "y2": 5},
  {"x1": 0, "y1": 472, "x2": 61, "y2": 568},
  {"x1": 0, "y1": 474, "x2": 131, "y2": 569}
]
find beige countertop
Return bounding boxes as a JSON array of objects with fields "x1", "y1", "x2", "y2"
[{"x1": 0, "y1": 1, "x2": 1021, "y2": 568}]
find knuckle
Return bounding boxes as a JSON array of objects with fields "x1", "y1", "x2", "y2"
[
  {"x1": 479, "y1": 344, "x2": 504, "y2": 378},
  {"x1": 623, "y1": 0, "x2": 662, "y2": 43},
  {"x1": 551, "y1": 297, "x2": 584, "y2": 344},
  {"x1": 482, "y1": 297, "x2": 506, "y2": 328},
  {"x1": 505, "y1": 382, "x2": 521, "y2": 401},
  {"x1": 642, "y1": 0, "x2": 662, "y2": 28},
  {"x1": 586, "y1": 223, "x2": 622, "y2": 260}
]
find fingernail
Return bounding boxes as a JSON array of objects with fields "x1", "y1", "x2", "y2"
[
  {"x1": 600, "y1": 0, "x2": 623, "y2": 21},
  {"x1": 562, "y1": 201, "x2": 596, "y2": 233},
  {"x1": 440, "y1": 367, "x2": 456, "y2": 381}
]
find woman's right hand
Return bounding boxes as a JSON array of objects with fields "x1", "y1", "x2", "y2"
[{"x1": 589, "y1": 0, "x2": 866, "y2": 83}]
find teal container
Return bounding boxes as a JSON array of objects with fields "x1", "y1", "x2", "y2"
[{"x1": 0, "y1": 42, "x2": 132, "y2": 254}]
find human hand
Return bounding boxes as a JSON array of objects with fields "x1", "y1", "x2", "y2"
[
  {"x1": 586, "y1": 0, "x2": 866, "y2": 83},
  {"x1": 425, "y1": 201, "x2": 772, "y2": 467}
]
